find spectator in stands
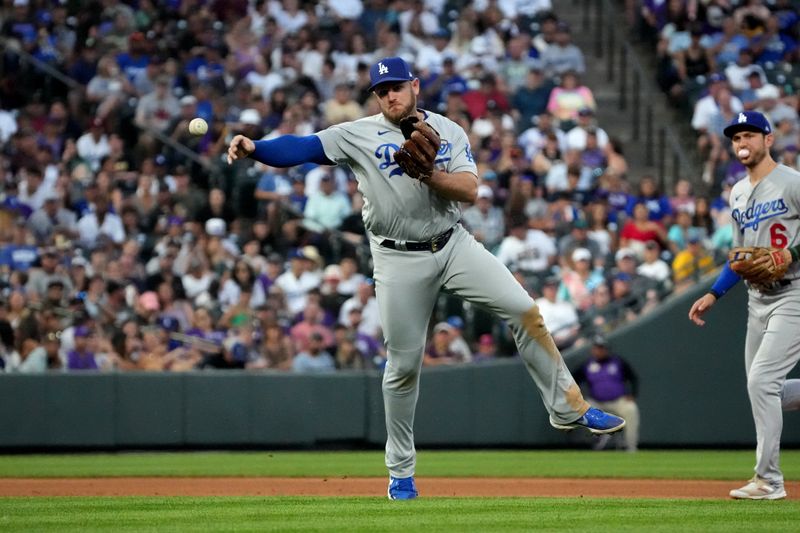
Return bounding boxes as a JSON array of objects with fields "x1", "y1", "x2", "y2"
[
  {"x1": 691, "y1": 73, "x2": 743, "y2": 154},
  {"x1": 75, "y1": 117, "x2": 111, "y2": 172},
  {"x1": 462, "y1": 73, "x2": 511, "y2": 122},
  {"x1": 218, "y1": 260, "x2": 259, "y2": 311},
  {"x1": 6, "y1": 337, "x2": 47, "y2": 373},
  {"x1": 540, "y1": 22, "x2": 585, "y2": 78},
  {"x1": 611, "y1": 247, "x2": 653, "y2": 297},
  {"x1": 511, "y1": 65, "x2": 554, "y2": 134},
  {"x1": 669, "y1": 179, "x2": 696, "y2": 215},
  {"x1": 26, "y1": 247, "x2": 72, "y2": 297},
  {"x1": 495, "y1": 214, "x2": 557, "y2": 280},
  {"x1": 581, "y1": 281, "x2": 626, "y2": 335},
  {"x1": 336, "y1": 256, "x2": 366, "y2": 296},
  {"x1": 78, "y1": 195, "x2": 125, "y2": 248},
  {"x1": 423, "y1": 322, "x2": 461, "y2": 366},
  {"x1": 572, "y1": 335, "x2": 639, "y2": 452},
  {"x1": 753, "y1": 85, "x2": 798, "y2": 142},
  {"x1": 692, "y1": 196, "x2": 715, "y2": 240},
  {"x1": 672, "y1": 230, "x2": 715, "y2": 292},
  {"x1": 558, "y1": 247, "x2": 605, "y2": 312},
  {"x1": 779, "y1": 144, "x2": 799, "y2": 171},
  {"x1": 292, "y1": 331, "x2": 335, "y2": 373},
  {"x1": 673, "y1": 25, "x2": 715, "y2": 86},
  {"x1": 702, "y1": 16, "x2": 749, "y2": 68},
  {"x1": 667, "y1": 209, "x2": 695, "y2": 255},
  {"x1": 461, "y1": 184, "x2": 505, "y2": 252},
  {"x1": 637, "y1": 240, "x2": 672, "y2": 293},
  {"x1": 546, "y1": 71, "x2": 595, "y2": 125},
  {"x1": 750, "y1": 14, "x2": 797, "y2": 65},
  {"x1": 558, "y1": 218, "x2": 603, "y2": 265},
  {"x1": 724, "y1": 48, "x2": 765, "y2": 93},
  {"x1": 620, "y1": 202, "x2": 667, "y2": 258},
  {"x1": 134, "y1": 75, "x2": 179, "y2": 133},
  {"x1": 65, "y1": 325, "x2": 98, "y2": 371},
  {"x1": 625, "y1": 176, "x2": 673, "y2": 224},
  {"x1": 323, "y1": 83, "x2": 364, "y2": 126},
  {"x1": 86, "y1": 54, "x2": 130, "y2": 119},
  {"x1": 537, "y1": 276, "x2": 580, "y2": 350},
  {"x1": 290, "y1": 299, "x2": 334, "y2": 354},
  {"x1": 566, "y1": 107, "x2": 609, "y2": 152},
  {"x1": 274, "y1": 249, "x2": 321, "y2": 316},
  {"x1": 28, "y1": 190, "x2": 77, "y2": 245},
  {"x1": 338, "y1": 280, "x2": 380, "y2": 338},
  {"x1": 472, "y1": 333, "x2": 498, "y2": 363},
  {"x1": 303, "y1": 172, "x2": 351, "y2": 233},
  {"x1": 334, "y1": 332, "x2": 366, "y2": 370},
  {"x1": 261, "y1": 323, "x2": 294, "y2": 371},
  {"x1": 445, "y1": 315, "x2": 472, "y2": 363}
]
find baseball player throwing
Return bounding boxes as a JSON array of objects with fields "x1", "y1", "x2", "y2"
[
  {"x1": 228, "y1": 57, "x2": 625, "y2": 500},
  {"x1": 689, "y1": 111, "x2": 800, "y2": 500}
]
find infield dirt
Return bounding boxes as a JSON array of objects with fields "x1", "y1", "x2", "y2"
[{"x1": 2, "y1": 477, "x2": 798, "y2": 499}]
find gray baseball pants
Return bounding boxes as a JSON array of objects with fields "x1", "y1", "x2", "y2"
[
  {"x1": 745, "y1": 283, "x2": 800, "y2": 487},
  {"x1": 370, "y1": 225, "x2": 589, "y2": 478}
]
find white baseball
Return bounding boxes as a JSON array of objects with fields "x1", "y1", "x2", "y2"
[{"x1": 188, "y1": 118, "x2": 208, "y2": 136}]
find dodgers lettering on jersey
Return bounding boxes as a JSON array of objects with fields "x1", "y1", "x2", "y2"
[
  {"x1": 316, "y1": 111, "x2": 478, "y2": 241},
  {"x1": 730, "y1": 164, "x2": 800, "y2": 280}
]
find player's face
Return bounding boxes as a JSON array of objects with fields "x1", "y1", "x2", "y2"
[
  {"x1": 373, "y1": 79, "x2": 419, "y2": 124},
  {"x1": 731, "y1": 130, "x2": 773, "y2": 168}
]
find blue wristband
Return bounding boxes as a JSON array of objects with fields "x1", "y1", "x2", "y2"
[{"x1": 709, "y1": 261, "x2": 740, "y2": 299}]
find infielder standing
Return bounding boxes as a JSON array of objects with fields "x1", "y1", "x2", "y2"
[
  {"x1": 228, "y1": 57, "x2": 624, "y2": 500},
  {"x1": 689, "y1": 111, "x2": 800, "y2": 500}
]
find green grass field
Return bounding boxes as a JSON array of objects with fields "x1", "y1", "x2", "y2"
[
  {"x1": 0, "y1": 450, "x2": 799, "y2": 479},
  {"x1": 3, "y1": 451, "x2": 800, "y2": 532}
]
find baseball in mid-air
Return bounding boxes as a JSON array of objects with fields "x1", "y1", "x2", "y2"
[{"x1": 188, "y1": 117, "x2": 208, "y2": 136}]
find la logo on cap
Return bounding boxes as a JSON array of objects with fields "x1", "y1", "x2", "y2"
[
  {"x1": 738, "y1": 113, "x2": 747, "y2": 123},
  {"x1": 378, "y1": 63, "x2": 388, "y2": 75}
]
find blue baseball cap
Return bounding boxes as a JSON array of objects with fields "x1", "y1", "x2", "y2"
[
  {"x1": 723, "y1": 111, "x2": 772, "y2": 139},
  {"x1": 446, "y1": 316, "x2": 464, "y2": 329},
  {"x1": 369, "y1": 57, "x2": 415, "y2": 91}
]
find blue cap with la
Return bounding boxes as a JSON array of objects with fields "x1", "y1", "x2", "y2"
[
  {"x1": 369, "y1": 57, "x2": 414, "y2": 91},
  {"x1": 723, "y1": 111, "x2": 772, "y2": 139}
]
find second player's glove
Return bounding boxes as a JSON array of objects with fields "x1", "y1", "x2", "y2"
[
  {"x1": 393, "y1": 116, "x2": 441, "y2": 181},
  {"x1": 728, "y1": 246, "x2": 791, "y2": 286}
]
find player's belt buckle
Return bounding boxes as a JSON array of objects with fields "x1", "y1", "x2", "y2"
[{"x1": 429, "y1": 227, "x2": 454, "y2": 253}]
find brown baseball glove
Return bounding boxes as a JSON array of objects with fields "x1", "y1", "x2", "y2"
[
  {"x1": 393, "y1": 116, "x2": 441, "y2": 181},
  {"x1": 728, "y1": 246, "x2": 791, "y2": 285}
]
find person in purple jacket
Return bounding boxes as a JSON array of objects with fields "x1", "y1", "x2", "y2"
[
  {"x1": 572, "y1": 335, "x2": 640, "y2": 452},
  {"x1": 66, "y1": 326, "x2": 98, "y2": 371}
]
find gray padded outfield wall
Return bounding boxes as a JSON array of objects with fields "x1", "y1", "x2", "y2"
[{"x1": 2, "y1": 280, "x2": 800, "y2": 449}]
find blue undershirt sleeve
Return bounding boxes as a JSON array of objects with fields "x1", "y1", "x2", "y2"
[
  {"x1": 709, "y1": 261, "x2": 740, "y2": 299},
  {"x1": 250, "y1": 135, "x2": 333, "y2": 167}
]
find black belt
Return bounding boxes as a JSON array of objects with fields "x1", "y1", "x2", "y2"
[{"x1": 380, "y1": 227, "x2": 454, "y2": 253}]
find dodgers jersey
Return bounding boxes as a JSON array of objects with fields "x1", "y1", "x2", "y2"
[
  {"x1": 316, "y1": 110, "x2": 478, "y2": 241},
  {"x1": 730, "y1": 163, "x2": 800, "y2": 280}
]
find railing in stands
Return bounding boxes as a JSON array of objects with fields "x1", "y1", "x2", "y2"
[{"x1": 577, "y1": 0, "x2": 695, "y2": 191}]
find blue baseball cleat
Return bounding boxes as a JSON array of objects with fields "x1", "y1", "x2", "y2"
[
  {"x1": 388, "y1": 476, "x2": 418, "y2": 500},
  {"x1": 550, "y1": 407, "x2": 626, "y2": 435}
]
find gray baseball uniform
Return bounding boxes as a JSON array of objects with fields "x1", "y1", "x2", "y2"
[
  {"x1": 317, "y1": 110, "x2": 589, "y2": 478},
  {"x1": 730, "y1": 163, "x2": 800, "y2": 488}
]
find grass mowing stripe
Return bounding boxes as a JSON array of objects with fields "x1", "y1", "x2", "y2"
[
  {"x1": 2, "y1": 497, "x2": 800, "y2": 532},
  {"x1": 0, "y1": 451, "x2": 797, "y2": 480}
]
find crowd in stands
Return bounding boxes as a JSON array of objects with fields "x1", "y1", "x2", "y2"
[
  {"x1": 0, "y1": 0, "x2": 752, "y2": 373},
  {"x1": 642, "y1": 0, "x2": 799, "y2": 186}
]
